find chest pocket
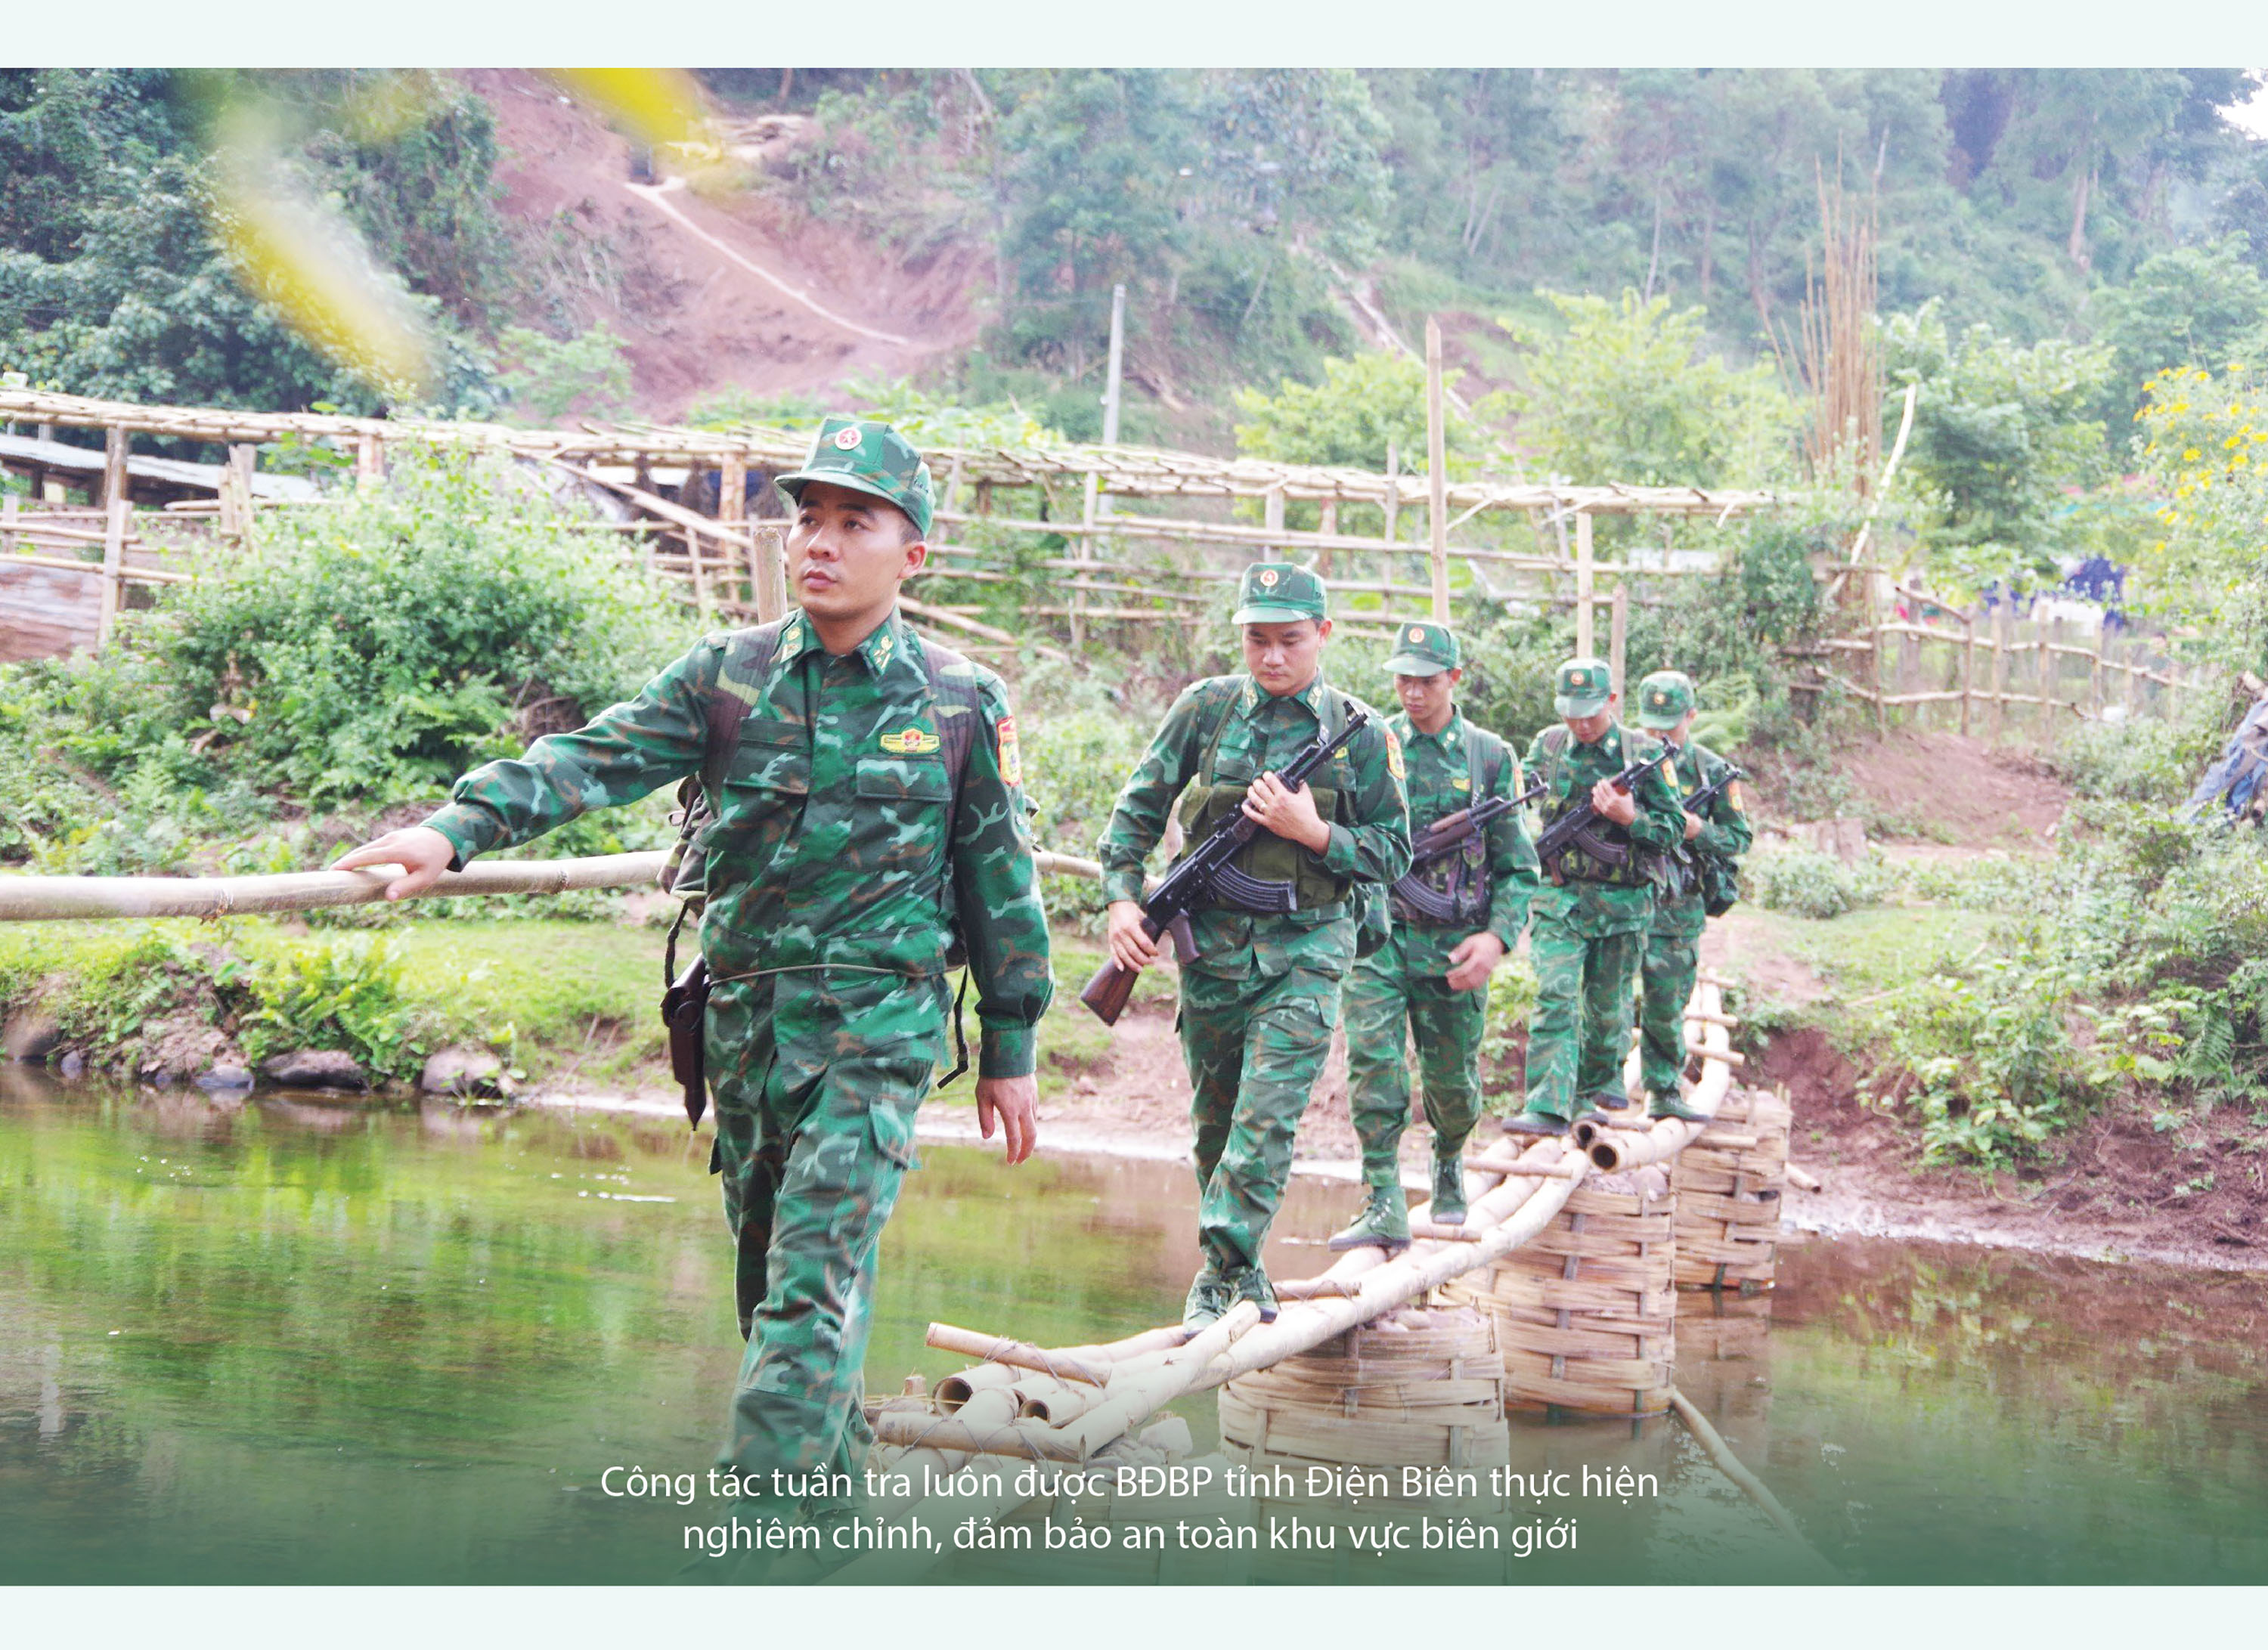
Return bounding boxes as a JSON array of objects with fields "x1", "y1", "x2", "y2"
[
  {"x1": 715, "y1": 719, "x2": 810, "y2": 826},
  {"x1": 854, "y1": 756, "x2": 953, "y2": 806}
]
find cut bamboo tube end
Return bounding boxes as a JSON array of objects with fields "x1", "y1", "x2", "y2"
[{"x1": 1784, "y1": 1162, "x2": 1824, "y2": 1193}]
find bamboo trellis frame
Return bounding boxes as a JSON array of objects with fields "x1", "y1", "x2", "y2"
[{"x1": 2, "y1": 388, "x2": 1779, "y2": 661}]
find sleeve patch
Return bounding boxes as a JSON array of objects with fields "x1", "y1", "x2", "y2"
[
  {"x1": 1727, "y1": 779, "x2": 1746, "y2": 813},
  {"x1": 1383, "y1": 727, "x2": 1405, "y2": 782},
  {"x1": 996, "y1": 715, "x2": 1023, "y2": 788}
]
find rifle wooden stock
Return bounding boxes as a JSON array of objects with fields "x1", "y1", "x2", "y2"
[{"x1": 1079, "y1": 958, "x2": 1140, "y2": 1025}]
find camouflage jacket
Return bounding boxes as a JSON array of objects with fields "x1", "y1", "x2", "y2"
[
  {"x1": 1097, "y1": 671, "x2": 1411, "y2": 981},
  {"x1": 1391, "y1": 708, "x2": 1540, "y2": 975},
  {"x1": 422, "y1": 607, "x2": 1052, "y2": 1078},
  {"x1": 1656, "y1": 735, "x2": 1755, "y2": 935},
  {"x1": 1521, "y1": 718, "x2": 1687, "y2": 938}
]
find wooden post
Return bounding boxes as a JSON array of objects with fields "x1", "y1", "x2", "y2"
[
  {"x1": 1574, "y1": 512, "x2": 1595, "y2": 655},
  {"x1": 720, "y1": 454, "x2": 748, "y2": 604},
  {"x1": 1, "y1": 491, "x2": 15, "y2": 559},
  {"x1": 2123, "y1": 636, "x2": 2140, "y2": 720},
  {"x1": 1101, "y1": 283, "x2": 1126, "y2": 447},
  {"x1": 1870, "y1": 621, "x2": 1888, "y2": 737},
  {"x1": 1424, "y1": 316, "x2": 1450, "y2": 623},
  {"x1": 1263, "y1": 484, "x2": 1285, "y2": 559},
  {"x1": 222, "y1": 444, "x2": 256, "y2": 540},
  {"x1": 2090, "y1": 625, "x2": 2104, "y2": 719},
  {"x1": 689, "y1": 526, "x2": 712, "y2": 620},
  {"x1": 1991, "y1": 605, "x2": 2009, "y2": 741},
  {"x1": 1317, "y1": 499, "x2": 1337, "y2": 577},
  {"x1": 1382, "y1": 442, "x2": 1399, "y2": 545},
  {"x1": 753, "y1": 524, "x2": 789, "y2": 622},
  {"x1": 356, "y1": 433, "x2": 385, "y2": 489},
  {"x1": 1960, "y1": 609, "x2": 1975, "y2": 738},
  {"x1": 95, "y1": 494, "x2": 127, "y2": 648},
  {"x1": 1073, "y1": 466, "x2": 1097, "y2": 649},
  {"x1": 2040, "y1": 617, "x2": 2056, "y2": 742},
  {"x1": 101, "y1": 424, "x2": 129, "y2": 512},
  {"x1": 1609, "y1": 584, "x2": 1628, "y2": 699}
]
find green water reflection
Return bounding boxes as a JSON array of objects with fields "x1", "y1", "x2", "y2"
[{"x1": 2, "y1": 1069, "x2": 2263, "y2": 1584}]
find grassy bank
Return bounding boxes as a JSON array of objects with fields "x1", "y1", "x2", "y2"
[{"x1": 0, "y1": 915, "x2": 1173, "y2": 1101}]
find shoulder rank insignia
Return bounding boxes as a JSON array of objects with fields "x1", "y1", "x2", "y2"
[{"x1": 880, "y1": 726, "x2": 941, "y2": 756}]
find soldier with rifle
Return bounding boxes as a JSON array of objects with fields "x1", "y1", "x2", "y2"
[
  {"x1": 1095, "y1": 564, "x2": 1410, "y2": 1328},
  {"x1": 1503, "y1": 657, "x2": 1687, "y2": 1137},
  {"x1": 1632, "y1": 670, "x2": 1752, "y2": 1120},
  {"x1": 1330, "y1": 622, "x2": 1540, "y2": 1252}
]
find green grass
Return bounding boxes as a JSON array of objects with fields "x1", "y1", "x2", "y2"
[
  {"x1": 2, "y1": 918, "x2": 1163, "y2": 1093},
  {"x1": 1752, "y1": 903, "x2": 2000, "y2": 996}
]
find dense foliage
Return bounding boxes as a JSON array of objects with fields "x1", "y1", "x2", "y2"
[{"x1": 0, "y1": 450, "x2": 688, "y2": 873}]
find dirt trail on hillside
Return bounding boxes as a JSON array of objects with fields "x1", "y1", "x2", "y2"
[{"x1": 467, "y1": 70, "x2": 984, "y2": 418}]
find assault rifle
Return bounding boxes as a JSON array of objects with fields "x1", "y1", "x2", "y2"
[
  {"x1": 1664, "y1": 763, "x2": 1745, "y2": 900},
  {"x1": 1389, "y1": 776, "x2": 1546, "y2": 924},
  {"x1": 1080, "y1": 707, "x2": 1371, "y2": 1025},
  {"x1": 1532, "y1": 747, "x2": 1674, "y2": 873}
]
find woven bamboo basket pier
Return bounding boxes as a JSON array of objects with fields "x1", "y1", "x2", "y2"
[
  {"x1": 1442, "y1": 1168, "x2": 1676, "y2": 1418},
  {"x1": 1671, "y1": 1088, "x2": 1792, "y2": 1292},
  {"x1": 1219, "y1": 1305, "x2": 1510, "y2": 1581}
]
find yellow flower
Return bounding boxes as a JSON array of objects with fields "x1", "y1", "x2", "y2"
[{"x1": 2184, "y1": 447, "x2": 2202, "y2": 461}]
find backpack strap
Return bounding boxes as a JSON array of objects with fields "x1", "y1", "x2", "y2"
[
  {"x1": 916, "y1": 630, "x2": 988, "y2": 1088},
  {"x1": 664, "y1": 620, "x2": 789, "y2": 985}
]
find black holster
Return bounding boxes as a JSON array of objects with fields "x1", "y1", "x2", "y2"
[{"x1": 662, "y1": 956, "x2": 711, "y2": 1128}]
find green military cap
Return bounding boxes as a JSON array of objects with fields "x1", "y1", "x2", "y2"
[
  {"x1": 1635, "y1": 669, "x2": 1696, "y2": 730},
  {"x1": 1553, "y1": 655, "x2": 1616, "y2": 718},
  {"x1": 1232, "y1": 562, "x2": 1328, "y2": 624},
  {"x1": 773, "y1": 416, "x2": 935, "y2": 537},
  {"x1": 1383, "y1": 620, "x2": 1461, "y2": 676}
]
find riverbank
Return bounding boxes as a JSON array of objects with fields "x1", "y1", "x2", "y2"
[{"x1": 7, "y1": 893, "x2": 2266, "y2": 1277}]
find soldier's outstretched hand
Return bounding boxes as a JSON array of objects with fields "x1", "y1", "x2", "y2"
[
  {"x1": 976, "y1": 1073, "x2": 1038, "y2": 1165},
  {"x1": 332, "y1": 825, "x2": 457, "y2": 902}
]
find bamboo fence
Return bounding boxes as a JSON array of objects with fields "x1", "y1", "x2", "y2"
[
  {"x1": 1789, "y1": 582, "x2": 2206, "y2": 748},
  {"x1": 2, "y1": 385, "x2": 1777, "y2": 667}
]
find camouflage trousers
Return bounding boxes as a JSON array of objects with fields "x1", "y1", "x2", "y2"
[
  {"x1": 1179, "y1": 964, "x2": 1342, "y2": 1272},
  {"x1": 1343, "y1": 931, "x2": 1487, "y2": 1186},
  {"x1": 1523, "y1": 909, "x2": 1646, "y2": 1120},
  {"x1": 704, "y1": 970, "x2": 944, "y2": 1527},
  {"x1": 1638, "y1": 892, "x2": 1706, "y2": 1098}
]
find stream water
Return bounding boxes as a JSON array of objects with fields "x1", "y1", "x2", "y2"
[{"x1": 3, "y1": 1066, "x2": 2264, "y2": 1585}]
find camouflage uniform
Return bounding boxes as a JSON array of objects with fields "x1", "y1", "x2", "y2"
[
  {"x1": 1518, "y1": 662, "x2": 1687, "y2": 1123},
  {"x1": 1343, "y1": 636, "x2": 1538, "y2": 1189},
  {"x1": 1633, "y1": 673, "x2": 1753, "y2": 1104},
  {"x1": 422, "y1": 420, "x2": 1049, "y2": 1534},
  {"x1": 1097, "y1": 573, "x2": 1409, "y2": 1279}
]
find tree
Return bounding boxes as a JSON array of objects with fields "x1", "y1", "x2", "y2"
[
  {"x1": 1503, "y1": 289, "x2": 1798, "y2": 487},
  {"x1": 2090, "y1": 237, "x2": 2268, "y2": 425},
  {"x1": 1232, "y1": 351, "x2": 1497, "y2": 474},
  {"x1": 1882, "y1": 299, "x2": 2112, "y2": 581}
]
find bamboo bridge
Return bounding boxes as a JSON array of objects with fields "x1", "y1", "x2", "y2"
[{"x1": 0, "y1": 846, "x2": 1824, "y2": 1578}]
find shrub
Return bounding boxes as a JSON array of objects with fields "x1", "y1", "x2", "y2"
[
  {"x1": 131, "y1": 446, "x2": 689, "y2": 807},
  {"x1": 1746, "y1": 847, "x2": 1869, "y2": 919}
]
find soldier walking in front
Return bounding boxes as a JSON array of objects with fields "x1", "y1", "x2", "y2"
[
  {"x1": 1632, "y1": 670, "x2": 1752, "y2": 1120},
  {"x1": 1504, "y1": 658, "x2": 1686, "y2": 1137},
  {"x1": 1332, "y1": 622, "x2": 1538, "y2": 1251},
  {"x1": 335, "y1": 419, "x2": 1050, "y2": 1571},
  {"x1": 1097, "y1": 564, "x2": 1409, "y2": 1329}
]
